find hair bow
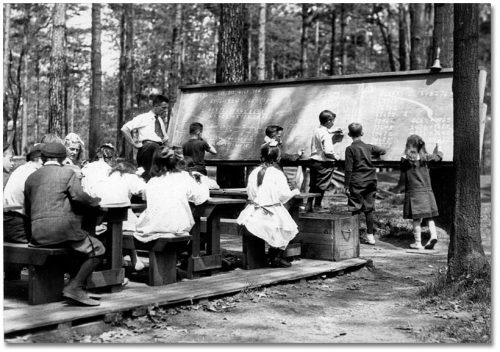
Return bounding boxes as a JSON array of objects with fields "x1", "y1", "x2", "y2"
[
  {"x1": 160, "y1": 146, "x2": 175, "y2": 159},
  {"x1": 268, "y1": 139, "x2": 279, "y2": 147}
]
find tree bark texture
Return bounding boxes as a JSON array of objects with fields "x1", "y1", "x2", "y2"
[
  {"x1": 315, "y1": 20, "x2": 321, "y2": 76},
  {"x1": 168, "y1": 3, "x2": 183, "y2": 127},
  {"x1": 329, "y1": 5, "x2": 336, "y2": 76},
  {"x1": 398, "y1": 3, "x2": 410, "y2": 71},
  {"x1": 300, "y1": 4, "x2": 309, "y2": 77},
  {"x1": 433, "y1": 4, "x2": 454, "y2": 68},
  {"x1": 216, "y1": 4, "x2": 245, "y2": 83},
  {"x1": 242, "y1": 4, "x2": 250, "y2": 82},
  {"x1": 375, "y1": 6, "x2": 396, "y2": 72},
  {"x1": 3, "y1": 3, "x2": 11, "y2": 144},
  {"x1": 89, "y1": 3, "x2": 102, "y2": 160},
  {"x1": 449, "y1": 3, "x2": 490, "y2": 280},
  {"x1": 257, "y1": 3, "x2": 266, "y2": 80},
  {"x1": 21, "y1": 4, "x2": 30, "y2": 154},
  {"x1": 409, "y1": 3, "x2": 427, "y2": 69},
  {"x1": 340, "y1": 4, "x2": 347, "y2": 74},
  {"x1": 48, "y1": 3, "x2": 67, "y2": 137}
]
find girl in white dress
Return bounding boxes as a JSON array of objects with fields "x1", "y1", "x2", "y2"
[
  {"x1": 237, "y1": 143, "x2": 300, "y2": 268},
  {"x1": 134, "y1": 147, "x2": 209, "y2": 242}
]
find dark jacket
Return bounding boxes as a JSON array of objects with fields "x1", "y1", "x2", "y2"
[
  {"x1": 401, "y1": 152, "x2": 443, "y2": 219},
  {"x1": 344, "y1": 140, "x2": 386, "y2": 187},
  {"x1": 25, "y1": 164, "x2": 100, "y2": 246}
]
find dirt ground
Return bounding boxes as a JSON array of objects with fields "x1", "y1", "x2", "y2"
[{"x1": 10, "y1": 174, "x2": 492, "y2": 344}]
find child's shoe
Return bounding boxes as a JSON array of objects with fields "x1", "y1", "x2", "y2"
[
  {"x1": 365, "y1": 233, "x2": 376, "y2": 245},
  {"x1": 409, "y1": 242, "x2": 423, "y2": 250},
  {"x1": 424, "y1": 238, "x2": 438, "y2": 250}
]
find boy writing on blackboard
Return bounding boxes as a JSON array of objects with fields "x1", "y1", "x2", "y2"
[
  {"x1": 182, "y1": 122, "x2": 217, "y2": 176},
  {"x1": 308, "y1": 110, "x2": 342, "y2": 211},
  {"x1": 344, "y1": 123, "x2": 386, "y2": 245}
]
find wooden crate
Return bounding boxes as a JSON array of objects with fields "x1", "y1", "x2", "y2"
[{"x1": 294, "y1": 212, "x2": 359, "y2": 261}]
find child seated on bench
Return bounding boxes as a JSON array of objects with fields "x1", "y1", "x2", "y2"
[
  {"x1": 133, "y1": 146, "x2": 209, "y2": 242},
  {"x1": 237, "y1": 143, "x2": 300, "y2": 268},
  {"x1": 92, "y1": 161, "x2": 147, "y2": 270},
  {"x1": 24, "y1": 142, "x2": 105, "y2": 307}
]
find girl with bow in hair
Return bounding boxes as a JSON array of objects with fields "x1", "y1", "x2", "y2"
[
  {"x1": 400, "y1": 135, "x2": 443, "y2": 250},
  {"x1": 133, "y1": 146, "x2": 209, "y2": 243},
  {"x1": 237, "y1": 143, "x2": 300, "y2": 268}
]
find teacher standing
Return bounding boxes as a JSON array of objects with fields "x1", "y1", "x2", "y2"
[{"x1": 121, "y1": 94, "x2": 169, "y2": 181}]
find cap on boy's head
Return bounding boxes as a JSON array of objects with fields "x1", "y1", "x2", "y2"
[
  {"x1": 265, "y1": 125, "x2": 283, "y2": 138},
  {"x1": 319, "y1": 110, "x2": 336, "y2": 125},
  {"x1": 41, "y1": 142, "x2": 67, "y2": 158},
  {"x1": 27, "y1": 143, "x2": 45, "y2": 161},
  {"x1": 189, "y1": 122, "x2": 203, "y2": 135},
  {"x1": 348, "y1": 123, "x2": 363, "y2": 137}
]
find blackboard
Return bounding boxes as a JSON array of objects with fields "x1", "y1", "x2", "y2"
[{"x1": 168, "y1": 69, "x2": 455, "y2": 162}]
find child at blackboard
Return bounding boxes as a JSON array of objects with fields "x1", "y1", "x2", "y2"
[
  {"x1": 182, "y1": 122, "x2": 217, "y2": 175},
  {"x1": 344, "y1": 123, "x2": 386, "y2": 245},
  {"x1": 237, "y1": 143, "x2": 300, "y2": 268},
  {"x1": 262, "y1": 125, "x2": 304, "y2": 189},
  {"x1": 400, "y1": 135, "x2": 442, "y2": 250}
]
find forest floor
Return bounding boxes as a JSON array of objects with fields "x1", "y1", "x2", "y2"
[{"x1": 10, "y1": 173, "x2": 492, "y2": 344}]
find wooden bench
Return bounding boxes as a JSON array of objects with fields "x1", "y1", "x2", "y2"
[
  {"x1": 122, "y1": 232, "x2": 191, "y2": 286},
  {"x1": 3, "y1": 243, "x2": 72, "y2": 305}
]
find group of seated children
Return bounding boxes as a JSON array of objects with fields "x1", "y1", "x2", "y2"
[{"x1": 3, "y1": 110, "x2": 443, "y2": 306}]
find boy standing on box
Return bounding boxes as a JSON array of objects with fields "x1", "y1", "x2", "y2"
[
  {"x1": 308, "y1": 110, "x2": 342, "y2": 210},
  {"x1": 344, "y1": 123, "x2": 386, "y2": 245},
  {"x1": 182, "y1": 122, "x2": 217, "y2": 176}
]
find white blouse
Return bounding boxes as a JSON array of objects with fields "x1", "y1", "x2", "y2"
[{"x1": 134, "y1": 171, "x2": 209, "y2": 242}]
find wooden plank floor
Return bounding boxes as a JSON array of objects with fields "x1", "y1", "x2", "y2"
[{"x1": 4, "y1": 257, "x2": 366, "y2": 335}]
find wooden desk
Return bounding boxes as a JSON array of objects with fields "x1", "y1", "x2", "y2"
[
  {"x1": 188, "y1": 197, "x2": 247, "y2": 278},
  {"x1": 209, "y1": 189, "x2": 321, "y2": 221},
  {"x1": 86, "y1": 206, "x2": 127, "y2": 292}
]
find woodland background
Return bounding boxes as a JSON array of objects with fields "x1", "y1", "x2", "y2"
[{"x1": 2, "y1": 3, "x2": 492, "y2": 171}]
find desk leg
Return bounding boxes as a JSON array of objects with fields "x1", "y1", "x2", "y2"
[
  {"x1": 187, "y1": 217, "x2": 201, "y2": 279},
  {"x1": 110, "y1": 221, "x2": 123, "y2": 269},
  {"x1": 29, "y1": 260, "x2": 65, "y2": 305}
]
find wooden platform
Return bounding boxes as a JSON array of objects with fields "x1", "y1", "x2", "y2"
[{"x1": 3, "y1": 257, "x2": 366, "y2": 336}]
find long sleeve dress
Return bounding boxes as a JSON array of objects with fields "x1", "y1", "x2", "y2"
[
  {"x1": 134, "y1": 171, "x2": 209, "y2": 242},
  {"x1": 237, "y1": 166, "x2": 300, "y2": 249},
  {"x1": 401, "y1": 152, "x2": 443, "y2": 220}
]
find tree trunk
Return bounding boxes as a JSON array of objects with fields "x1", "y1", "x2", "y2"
[
  {"x1": 34, "y1": 54, "x2": 40, "y2": 142},
  {"x1": 340, "y1": 4, "x2": 347, "y2": 74},
  {"x1": 89, "y1": 3, "x2": 102, "y2": 161},
  {"x1": 21, "y1": 4, "x2": 30, "y2": 154},
  {"x1": 3, "y1": 3, "x2": 11, "y2": 144},
  {"x1": 257, "y1": 3, "x2": 266, "y2": 80},
  {"x1": 216, "y1": 4, "x2": 245, "y2": 83},
  {"x1": 375, "y1": 6, "x2": 396, "y2": 72},
  {"x1": 398, "y1": 3, "x2": 410, "y2": 71},
  {"x1": 48, "y1": 3, "x2": 67, "y2": 138},
  {"x1": 315, "y1": 20, "x2": 321, "y2": 76},
  {"x1": 300, "y1": 4, "x2": 309, "y2": 77},
  {"x1": 69, "y1": 86, "x2": 75, "y2": 132},
  {"x1": 329, "y1": 5, "x2": 336, "y2": 75},
  {"x1": 117, "y1": 4, "x2": 134, "y2": 158},
  {"x1": 448, "y1": 3, "x2": 490, "y2": 280},
  {"x1": 242, "y1": 4, "x2": 250, "y2": 82},
  {"x1": 410, "y1": 4, "x2": 428, "y2": 70},
  {"x1": 433, "y1": 4, "x2": 453, "y2": 68},
  {"x1": 167, "y1": 3, "x2": 183, "y2": 129},
  {"x1": 124, "y1": 4, "x2": 134, "y2": 160}
]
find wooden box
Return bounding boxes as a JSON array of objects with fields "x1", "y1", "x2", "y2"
[{"x1": 293, "y1": 213, "x2": 359, "y2": 261}]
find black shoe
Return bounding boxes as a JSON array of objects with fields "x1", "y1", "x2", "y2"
[
  {"x1": 424, "y1": 238, "x2": 438, "y2": 250},
  {"x1": 63, "y1": 287, "x2": 100, "y2": 306},
  {"x1": 270, "y1": 257, "x2": 292, "y2": 268}
]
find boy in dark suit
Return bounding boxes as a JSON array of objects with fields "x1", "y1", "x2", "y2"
[
  {"x1": 344, "y1": 123, "x2": 386, "y2": 245},
  {"x1": 182, "y1": 122, "x2": 217, "y2": 175},
  {"x1": 25, "y1": 142, "x2": 105, "y2": 306}
]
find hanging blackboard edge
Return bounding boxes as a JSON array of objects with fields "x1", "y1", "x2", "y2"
[
  {"x1": 179, "y1": 68, "x2": 454, "y2": 91},
  {"x1": 205, "y1": 159, "x2": 454, "y2": 168}
]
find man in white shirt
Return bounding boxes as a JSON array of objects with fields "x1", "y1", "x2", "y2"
[
  {"x1": 3, "y1": 144, "x2": 44, "y2": 243},
  {"x1": 121, "y1": 94, "x2": 169, "y2": 180},
  {"x1": 308, "y1": 110, "x2": 342, "y2": 210}
]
